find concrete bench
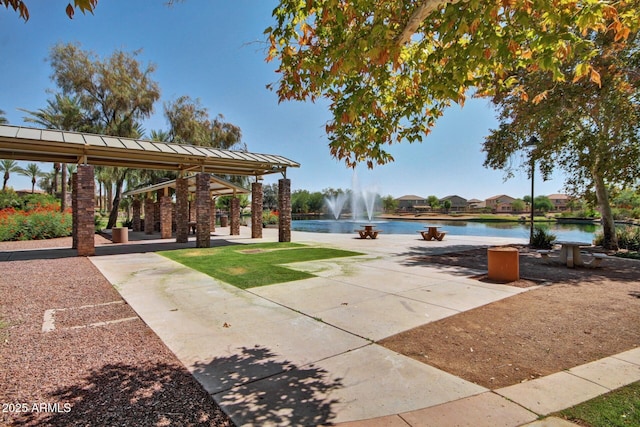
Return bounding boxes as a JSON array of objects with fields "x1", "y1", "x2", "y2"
[
  {"x1": 537, "y1": 249, "x2": 553, "y2": 263},
  {"x1": 585, "y1": 253, "x2": 608, "y2": 268}
]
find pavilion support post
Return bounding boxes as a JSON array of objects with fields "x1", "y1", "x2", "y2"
[
  {"x1": 230, "y1": 197, "x2": 240, "y2": 236},
  {"x1": 74, "y1": 165, "x2": 95, "y2": 256},
  {"x1": 175, "y1": 177, "x2": 189, "y2": 243},
  {"x1": 132, "y1": 198, "x2": 141, "y2": 232},
  {"x1": 278, "y1": 178, "x2": 291, "y2": 242},
  {"x1": 159, "y1": 195, "x2": 172, "y2": 239},
  {"x1": 72, "y1": 173, "x2": 78, "y2": 249},
  {"x1": 154, "y1": 192, "x2": 161, "y2": 232},
  {"x1": 144, "y1": 196, "x2": 155, "y2": 235},
  {"x1": 195, "y1": 173, "x2": 211, "y2": 248},
  {"x1": 210, "y1": 199, "x2": 216, "y2": 232},
  {"x1": 251, "y1": 182, "x2": 263, "y2": 239}
]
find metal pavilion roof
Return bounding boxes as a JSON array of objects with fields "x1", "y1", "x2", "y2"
[
  {"x1": 123, "y1": 175, "x2": 250, "y2": 198},
  {"x1": 0, "y1": 125, "x2": 299, "y2": 176}
]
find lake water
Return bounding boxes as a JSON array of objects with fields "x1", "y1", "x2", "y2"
[{"x1": 292, "y1": 219, "x2": 601, "y2": 243}]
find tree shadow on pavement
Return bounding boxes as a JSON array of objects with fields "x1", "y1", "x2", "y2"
[
  {"x1": 398, "y1": 244, "x2": 640, "y2": 286},
  {"x1": 193, "y1": 345, "x2": 344, "y2": 427},
  {"x1": 8, "y1": 362, "x2": 231, "y2": 427}
]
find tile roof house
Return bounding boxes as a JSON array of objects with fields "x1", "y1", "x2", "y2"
[
  {"x1": 395, "y1": 195, "x2": 429, "y2": 212},
  {"x1": 467, "y1": 198, "x2": 485, "y2": 210},
  {"x1": 485, "y1": 194, "x2": 517, "y2": 213},
  {"x1": 547, "y1": 194, "x2": 571, "y2": 211},
  {"x1": 439, "y1": 195, "x2": 467, "y2": 212}
]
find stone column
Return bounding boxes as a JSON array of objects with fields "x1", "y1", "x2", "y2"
[
  {"x1": 75, "y1": 165, "x2": 95, "y2": 256},
  {"x1": 210, "y1": 199, "x2": 216, "y2": 232},
  {"x1": 160, "y1": 195, "x2": 172, "y2": 239},
  {"x1": 132, "y1": 198, "x2": 141, "y2": 232},
  {"x1": 230, "y1": 197, "x2": 240, "y2": 236},
  {"x1": 71, "y1": 173, "x2": 78, "y2": 249},
  {"x1": 144, "y1": 197, "x2": 155, "y2": 235},
  {"x1": 251, "y1": 182, "x2": 263, "y2": 238},
  {"x1": 153, "y1": 201, "x2": 161, "y2": 232},
  {"x1": 195, "y1": 173, "x2": 211, "y2": 248},
  {"x1": 175, "y1": 177, "x2": 189, "y2": 243},
  {"x1": 278, "y1": 178, "x2": 291, "y2": 242}
]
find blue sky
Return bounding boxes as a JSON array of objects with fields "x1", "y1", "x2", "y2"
[{"x1": 1, "y1": 0, "x2": 566, "y2": 200}]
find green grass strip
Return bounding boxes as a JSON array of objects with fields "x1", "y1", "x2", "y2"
[
  {"x1": 159, "y1": 242, "x2": 363, "y2": 289},
  {"x1": 557, "y1": 381, "x2": 640, "y2": 427}
]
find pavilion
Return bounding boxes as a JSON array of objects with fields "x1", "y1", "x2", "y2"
[
  {"x1": 122, "y1": 174, "x2": 251, "y2": 238},
  {"x1": 0, "y1": 124, "x2": 300, "y2": 256}
]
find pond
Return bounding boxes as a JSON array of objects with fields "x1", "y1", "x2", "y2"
[{"x1": 291, "y1": 219, "x2": 601, "y2": 243}]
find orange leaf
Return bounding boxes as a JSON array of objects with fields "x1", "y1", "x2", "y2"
[
  {"x1": 532, "y1": 91, "x2": 548, "y2": 104},
  {"x1": 590, "y1": 69, "x2": 601, "y2": 87}
]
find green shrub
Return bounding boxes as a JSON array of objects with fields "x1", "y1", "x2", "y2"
[
  {"x1": 531, "y1": 226, "x2": 557, "y2": 249},
  {"x1": 262, "y1": 211, "x2": 278, "y2": 225},
  {"x1": 0, "y1": 189, "x2": 22, "y2": 209},
  {"x1": 594, "y1": 226, "x2": 640, "y2": 251},
  {"x1": 617, "y1": 226, "x2": 640, "y2": 251}
]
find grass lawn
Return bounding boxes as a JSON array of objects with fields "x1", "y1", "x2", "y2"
[
  {"x1": 159, "y1": 242, "x2": 363, "y2": 289},
  {"x1": 556, "y1": 381, "x2": 640, "y2": 427}
]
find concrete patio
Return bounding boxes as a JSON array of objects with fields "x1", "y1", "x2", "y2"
[{"x1": 89, "y1": 227, "x2": 640, "y2": 426}]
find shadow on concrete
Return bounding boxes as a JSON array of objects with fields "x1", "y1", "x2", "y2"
[
  {"x1": 397, "y1": 244, "x2": 640, "y2": 287},
  {"x1": 194, "y1": 345, "x2": 343, "y2": 427},
  {"x1": 9, "y1": 362, "x2": 230, "y2": 427},
  {"x1": 393, "y1": 244, "x2": 491, "y2": 277},
  {"x1": 0, "y1": 235, "x2": 240, "y2": 261}
]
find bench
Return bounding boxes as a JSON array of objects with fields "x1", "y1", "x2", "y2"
[
  {"x1": 584, "y1": 253, "x2": 608, "y2": 268},
  {"x1": 417, "y1": 230, "x2": 447, "y2": 241},
  {"x1": 537, "y1": 249, "x2": 553, "y2": 263},
  {"x1": 356, "y1": 229, "x2": 381, "y2": 239}
]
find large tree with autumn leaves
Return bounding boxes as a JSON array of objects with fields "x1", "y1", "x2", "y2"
[
  {"x1": 1, "y1": 0, "x2": 97, "y2": 20},
  {"x1": 265, "y1": 0, "x2": 639, "y2": 168},
  {"x1": 483, "y1": 30, "x2": 640, "y2": 250}
]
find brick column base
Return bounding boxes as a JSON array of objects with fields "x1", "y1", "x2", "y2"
[
  {"x1": 230, "y1": 197, "x2": 240, "y2": 236},
  {"x1": 72, "y1": 174, "x2": 78, "y2": 249},
  {"x1": 160, "y1": 195, "x2": 172, "y2": 239},
  {"x1": 251, "y1": 182, "x2": 263, "y2": 238},
  {"x1": 144, "y1": 197, "x2": 155, "y2": 234},
  {"x1": 74, "y1": 165, "x2": 95, "y2": 256},
  {"x1": 278, "y1": 178, "x2": 291, "y2": 242},
  {"x1": 196, "y1": 173, "x2": 211, "y2": 248},
  {"x1": 175, "y1": 177, "x2": 189, "y2": 243},
  {"x1": 132, "y1": 199, "x2": 141, "y2": 232}
]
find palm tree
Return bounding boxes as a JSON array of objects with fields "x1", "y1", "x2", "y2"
[
  {"x1": 1, "y1": 159, "x2": 22, "y2": 191},
  {"x1": 0, "y1": 108, "x2": 8, "y2": 124},
  {"x1": 21, "y1": 94, "x2": 92, "y2": 211},
  {"x1": 19, "y1": 163, "x2": 45, "y2": 194}
]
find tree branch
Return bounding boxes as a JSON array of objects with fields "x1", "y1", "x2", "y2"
[{"x1": 395, "y1": 0, "x2": 464, "y2": 46}]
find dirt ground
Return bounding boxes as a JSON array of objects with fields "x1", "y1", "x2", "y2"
[
  {"x1": 379, "y1": 246, "x2": 640, "y2": 389},
  {"x1": 0, "y1": 236, "x2": 232, "y2": 426}
]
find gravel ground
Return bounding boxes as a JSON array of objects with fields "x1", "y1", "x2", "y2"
[{"x1": 0, "y1": 237, "x2": 233, "y2": 427}]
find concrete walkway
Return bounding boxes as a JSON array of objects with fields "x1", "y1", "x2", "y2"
[{"x1": 90, "y1": 228, "x2": 640, "y2": 427}]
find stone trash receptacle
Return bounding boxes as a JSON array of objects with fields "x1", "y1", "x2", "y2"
[
  {"x1": 220, "y1": 216, "x2": 229, "y2": 227},
  {"x1": 487, "y1": 247, "x2": 519, "y2": 282},
  {"x1": 112, "y1": 227, "x2": 129, "y2": 244}
]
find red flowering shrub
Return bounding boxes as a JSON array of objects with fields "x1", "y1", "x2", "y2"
[{"x1": 0, "y1": 193, "x2": 72, "y2": 241}]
